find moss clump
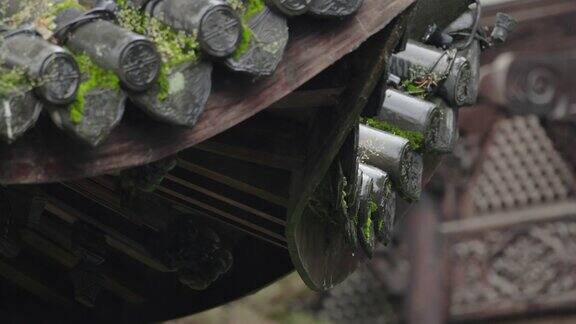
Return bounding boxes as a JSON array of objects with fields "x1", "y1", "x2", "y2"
[
  {"x1": 33, "y1": 0, "x2": 85, "y2": 38},
  {"x1": 0, "y1": 1, "x2": 82, "y2": 96},
  {"x1": 369, "y1": 200, "x2": 384, "y2": 233},
  {"x1": 234, "y1": 25, "x2": 253, "y2": 59},
  {"x1": 307, "y1": 165, "x2": 353, "y2": 228},
  {"x1": 51, "y1": 0, "x2": 84, "y2": 14},
  {"x1": 401, "y1": 80, "x2": 428, "y2": 98},
  {"x1": 0, "y1": 0, "x2": 88, "y2": 40},
  {"x1": 377, "y1": 218, "x2": 385, "y2": 236},
  {"x1": 228, "y1": 0, "x2": 265, "y2": 19},
  {"x1": 156, "y1": 66, "x2": 170, "y2": 102},
  {"x1": 363, "y1": 211, "x2": 373, "y2": 241},
  {"x1": 398, "y1": 66, "x2": 446, "y2": 100},
  {"x1": 231, "y1": 0, "x2": 266, "y2": 59},
  {"x1": 227, "y1": 0, "x2": 244, "y2": 11},
  {"x1": 243, "y1": 0, "x2": 266, "y2": 20},
  {"x1": 0, "y1": 0, "x2": 81, "y2": 36},
  {"x1": 1, "y1": 0, "x2": 42, "y2": 28},
  {"x1": 116, "y1": 1, "x2": 200, "y2": 101},
  {"x1": 369, "y1": 201, "x2": 378, "y2": 215},
  {"x1": 116, "y1": 4, "x2": 199, "y2": 66},
  {"x1": 69, "y1": 53, "x2": 120, "y2": 124},
  {"x1": 0, "y1": 68, "x2": 31, "y2": 96},
  {"x1": 361, "y1": 117, "x2": 424, "y2": 152}
]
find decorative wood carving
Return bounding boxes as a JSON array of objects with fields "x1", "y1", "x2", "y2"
[
  {"x1": 447, "y1": 212, "x2": 576, "y2": 320},
  {"x1": 462, "y1": 116, "x2": 574, "y2": 217}
]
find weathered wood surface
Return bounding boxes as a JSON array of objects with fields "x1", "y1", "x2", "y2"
[
  {"x1": 21, "y1": 228, "x2": 147, "y2": 304},
  {"x1": 268, "y1": 88, "x2": 344, "y2": 110},
  {"x1": 480, "y1": 52, "x2": 576, "y2": 118},
  {"x1": 477, "y1": 0, "x2": 576, "y2": 120},
  {"x1": 406, "y1": 2, "x2": 576, "y2": 323},
  {"x1": 407, "y1": 0, "x2": 472, "y2": 39},
  {"x1": 0, "y1": 258, "x2": 76, "y2": 308},
  {"x1": 195, "y1": 112, "x2": 308, "y2": 171},
  {"x1": 178, "y1": 149, "x2": 291, "y2": 207},
  {"x1": 0, "y1": 0, "x2": 415, "y2": 185},
  {"x1": 405, "y1": 195, "x2": 446, "y2": 324},
  {"x1": 287, "y1": 14, "x2": 411, "y2": 291},
  {"x1": 481, "y1": 0, "x2": 576, "y2": 61}
]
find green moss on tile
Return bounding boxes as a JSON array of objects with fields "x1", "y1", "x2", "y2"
[
  {"x1": 51, "y1": 0, "x2": 84, "y2": 14},
  {"x1": 234, "y1": 24, "x2": 253, "y2": 59},
  {"x1": 363, "y1": 211, "x2": 373, "y2": 241},
  {"x1": 243, "y1": 0, "x2": 266, "y2": 20},
  {"x1": 0, "y1": 68, "x2": 31, "y2": 96},
  {"x1": 399, "y1": 66, "x2": 446, "y2": 100},
  {"x1": 69, "y1": 53, "x2": 120, "y2": 124},
  {"x1": 231, "y1": 0, "x2": 266, "y2": 59},
  {"x1": 116, "y1": 0, "x2": 200, "y2": 100},
  {"x1": 361, "y1": 117, "x2": 424, "y2": 152}
]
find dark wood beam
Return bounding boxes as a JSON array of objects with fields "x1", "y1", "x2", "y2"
[
  {"x1": 178, "y1": 149, "x2": 290, "y2": 207},
  {"x1": 404, "y1": 195, "x2": 447, "y2": 324},
  {"x1": 268, "y1": 88, "x2": 344, "y2": 110},
  {"x1": 408, "y1": 0, "x2": 473, "y2": 39},
  {"x1": 82, "y1": 176, "x2": 288, "y2": 246},
  {"x1": 155, "y1": 186, "x2": 287, "y2": 247},
  {"x1": 21, "y1": 229, "x2": 146, "y2": 304},
  {"x1": 195, "y1": 113, "x2": 308, "y2": 171},
  {"x1": 64, "y1": 178, "x2": 288, "y2": 249},
  {"x1": 287, "y1": 13, "x2": 412, "y2": 291},
  {"x1": 164, "y1": 175, "x2": 286, "y2": 227},
  {"x1": 42, "y1": 201, "x2": 172, "y2": 273},
  {"x1": 0, "y1": 259, "x2": 75, "y2": 308}
]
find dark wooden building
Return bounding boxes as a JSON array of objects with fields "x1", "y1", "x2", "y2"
[{"x1": 0, "y1": 0, "x2": 499, "y2": 321}]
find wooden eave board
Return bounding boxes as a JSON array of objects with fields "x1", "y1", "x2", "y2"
[{"x1": 0, "y1": 0, "x2": 415, "y2": 185}]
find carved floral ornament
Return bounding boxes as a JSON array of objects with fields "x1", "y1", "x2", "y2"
[{"x1": 450, "y1": 219, "x2": 576, "y2": 316}]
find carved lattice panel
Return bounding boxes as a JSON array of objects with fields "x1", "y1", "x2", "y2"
[
  {"x1": 446, "y1": 210, "x2": 576, "y2": 320},
  {"x1": 466, "y1": 116, "x2": 574, "y2": 216}
]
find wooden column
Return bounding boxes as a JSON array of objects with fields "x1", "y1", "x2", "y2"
[{"x1": 404, "y1": 195, "x2": 447, "y2": 324}]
